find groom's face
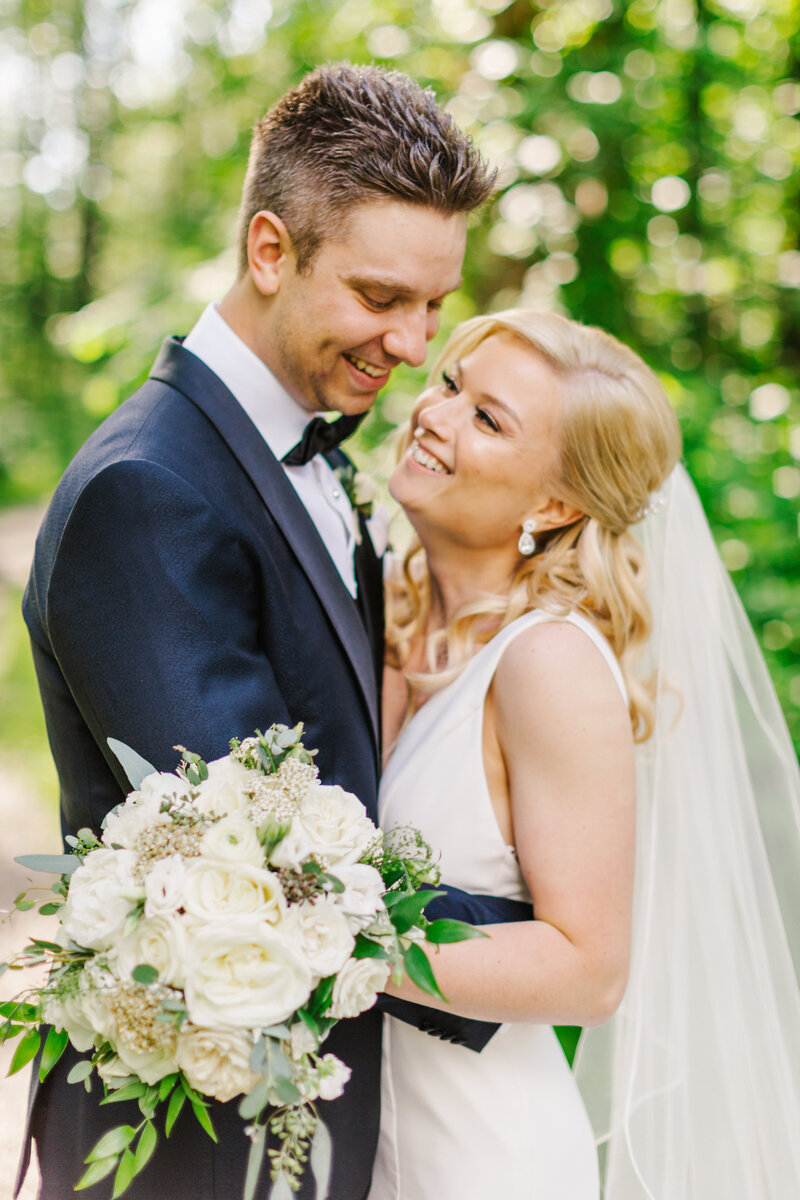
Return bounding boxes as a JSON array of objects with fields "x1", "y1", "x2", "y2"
[{"x1": 266, "y1": 200, "x2": 467, "y2": 415}]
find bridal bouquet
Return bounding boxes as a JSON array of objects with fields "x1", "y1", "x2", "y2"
[{"x1": 2, "y1": 724, "x2": 478, "y2": 1199}]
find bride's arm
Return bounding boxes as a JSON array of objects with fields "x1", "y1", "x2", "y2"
[{"x1": 383, "y1": 620, "x2": 637, "y2": 1027}]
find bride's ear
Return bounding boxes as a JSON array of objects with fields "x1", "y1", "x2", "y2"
[
  {"x1": 532, "y1": 497, "x2": 585, "y2": 533},
  {"x1": 247, "y1": 211, "x2": 293, "y2": 296}
]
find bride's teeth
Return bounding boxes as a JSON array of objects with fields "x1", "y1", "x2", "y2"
[
  {"x1": 347, "y1": 355, "x2": 385, "y2": 379},
  {"x1": 411, "y1": 442, "x2": 448, "y2": 474}
]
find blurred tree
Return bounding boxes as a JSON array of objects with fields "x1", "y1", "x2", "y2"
[{"x1": 1, "y1": 0, "x2": 798, "y2": 746}]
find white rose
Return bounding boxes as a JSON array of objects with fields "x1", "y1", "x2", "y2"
[
  {"x1": 115, "y1": 1037, "x2": 178, "y2": 1086},
  {"x1": 60, "y1": 849, "x2": 144, "y2": 951},
  {"x1": 97, "y1": 1055, "x2": 130, "y2": 1084},
  {"x1": 182, "y1": 861, "x2": 285, "y2": 924},
  {"x1": 283, "y1": 899, "x2": 355, "y2": 978},
  {"x1": 79, "y1": 972, "x2": 118, "y2": 1045},
  {"x1": 336, "y1": 863, "x2": 385, "y2": 932},
  {"x1": 183, "y1": 917, "x2": 312, "y2": 1029},
  {"x1": 43, "y1": 989, "x2": 96, "y2": 1053},
  {"x1": 316, "y1": 1053, "x2": 352, "y2": 1101},
  {"x1": 200, "y1": 816, "x2": 264, "y2": 868},
  {"x1": 138, "y1": 772, "x2": 195, "y2": 805},
  {"x1": 192, "y1": 756, "x2": 261, "y2": 817},
  {"x1": 112, "y1": 914, "x2": 186, "y2": 989},
  {"x1": 288, "y1": 1021, "x2": 319, "y2": 1060},
  {"x1": 101, "y1": 791, "x2": 168, "y2": 851},
  {"x1": 143, "y1": 854, "x2": 186, "y2": 918},
  {"x1": 176, "y1": 1026, "x2": 261, "y2": 1103},
  {"x1": 327, "y1": 957, "x2": 389, "y2": 1019},
  {"x1": 267, "y1": 819, "x2": 312, "y2": 870},
  {"x1": 297, "y1": 786, "x2": 377, "y2": 869}
]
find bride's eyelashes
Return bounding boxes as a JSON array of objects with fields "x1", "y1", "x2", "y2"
[
  {"x1": 475, "y1": 407, "x2": 499, "y2": 432},
  {"x1": 440, "y1": 369, "x2": 501, "y2": 432}
]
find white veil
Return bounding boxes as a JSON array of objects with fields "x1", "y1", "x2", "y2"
[{"x1": 574, "y1": 463, "x2": 800, "y2": 1197}]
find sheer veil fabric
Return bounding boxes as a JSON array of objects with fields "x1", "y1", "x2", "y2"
[{"x1": 574, "y1": 464, "x2": 800, "y2": 1197}]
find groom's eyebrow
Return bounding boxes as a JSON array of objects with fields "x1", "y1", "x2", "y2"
[{"x1": 344, "y1": 272, "x2": 463, "y2": 298}]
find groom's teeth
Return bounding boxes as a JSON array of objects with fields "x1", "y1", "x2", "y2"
[
  {"x1": 346, "y1": 355, "x2": 386, "y2": 379},
  {"x1": 411, "y1": 442, "x2": 449, "y2": 474}
]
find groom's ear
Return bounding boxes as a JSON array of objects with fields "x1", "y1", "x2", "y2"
[{"x1": 247, "y1": 211, "x2": 293, "y2": 296}]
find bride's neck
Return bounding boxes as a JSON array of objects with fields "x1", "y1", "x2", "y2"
[{"x1": 423, "y1": 544, "x2": 515, "y2": 630}]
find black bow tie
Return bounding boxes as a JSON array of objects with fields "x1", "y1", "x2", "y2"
[{"x1": 281, "y1": 413, "x2": 364, "y2": 467}]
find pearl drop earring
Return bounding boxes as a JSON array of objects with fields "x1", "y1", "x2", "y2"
[{"x1": 518, "y1": 519, "x2": 537, "y2": 556}]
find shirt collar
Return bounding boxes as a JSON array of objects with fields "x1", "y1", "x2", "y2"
[{"x1": 183, "y1": 302, "x2": 311, "y2": 459}]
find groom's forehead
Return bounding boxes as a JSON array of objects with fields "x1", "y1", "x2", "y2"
[{"x1": 321, "y1": 200, "x2": 467, "y2": 290}]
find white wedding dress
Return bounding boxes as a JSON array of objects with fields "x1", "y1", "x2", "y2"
[{"x1": 368, "y1": 610, "x2": 627, "y2": 1200}]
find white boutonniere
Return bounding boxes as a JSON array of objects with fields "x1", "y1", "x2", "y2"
[{"x1": 333, "y1": 465, "x2": 390, "y2": 553}]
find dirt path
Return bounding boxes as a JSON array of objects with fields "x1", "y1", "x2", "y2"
[{"x1": 0, "y1": 504, "x2": 57, "y2": 1199}]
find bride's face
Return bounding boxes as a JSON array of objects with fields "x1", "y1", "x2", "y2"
[{"x1": 390, "y1": 333, "x2": 566, "y2": 553}]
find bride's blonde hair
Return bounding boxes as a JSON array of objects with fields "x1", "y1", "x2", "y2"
[{"x1": 385, "y1": 309, "x2": 682, "y2": 742}]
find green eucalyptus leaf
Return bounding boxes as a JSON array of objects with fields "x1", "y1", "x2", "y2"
[
  {"x1": 67, "y1": 1059, "x2": 94, "y2": 1084},
  {"x1": 310, "y1": 1117, "x2": 333, "y2": 1200},
  {"x1": 14, "y1": 854, "x2": 80, "y2": 875},
  {"x1": 271, "y1": 1075, "x2": 301, "y2": 1105},
  {"x1": 131, "y1": 964, "x2": 159, "y2": 985},
  {"x1": 107, "y1": 739, "x2": 157, "y2": 791},
  {"x1": 238, "y1": 1080, "x2": 269, "y2": 1120},
  {"x1": 242, "y1": 1123, "x2": 266, "y2": 1200}
]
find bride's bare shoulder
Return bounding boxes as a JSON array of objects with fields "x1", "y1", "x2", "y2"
[{"x1": 492, "y1": 618, "x2": 629, "y2": 734}]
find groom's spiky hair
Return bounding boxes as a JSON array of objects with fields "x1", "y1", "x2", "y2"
[{"x1": 236, "y1": 63, "x2": 496, "y2": 274}]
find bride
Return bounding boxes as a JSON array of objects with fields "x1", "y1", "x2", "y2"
[{"x1": 367, "y1": 310, "x2": 800, "y2": 1199}]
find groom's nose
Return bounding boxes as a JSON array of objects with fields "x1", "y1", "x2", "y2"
[{"x1": 381, "y1": 308, "x2": 431, "y2": 368}]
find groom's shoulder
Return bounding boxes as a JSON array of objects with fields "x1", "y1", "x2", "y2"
[
  {"x1": 57, "y1": 342, "x2": 236, "y2": 499},
  {"x1": 35, "y1": 344, "x2": 244, "y2": 556}
]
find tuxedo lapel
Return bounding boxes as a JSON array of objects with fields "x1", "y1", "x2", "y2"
[{"x1": 149, "y1": 337, "x2": 380, "y2": 749}]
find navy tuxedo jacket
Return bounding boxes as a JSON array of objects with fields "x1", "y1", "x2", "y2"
[{"x1": 20, "y1": 339, "x2": 531, "y2": 1199}]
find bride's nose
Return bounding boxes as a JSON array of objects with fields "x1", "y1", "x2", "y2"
[{"x1": 414, "y1": 397, "x2": 454, "y2": 441}]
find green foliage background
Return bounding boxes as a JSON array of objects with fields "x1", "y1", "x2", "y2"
[{"x1": 1, "y1": 0, "x2": 799, "y2": 757}]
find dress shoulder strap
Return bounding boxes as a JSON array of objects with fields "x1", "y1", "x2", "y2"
[{"x1": 468, "y1": 609, "x2": 628, "y2": 705}]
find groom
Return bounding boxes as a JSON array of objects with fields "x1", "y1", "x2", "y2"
[{"x1": 20, "y1": 64, "x2": 531, "y2": 1199}]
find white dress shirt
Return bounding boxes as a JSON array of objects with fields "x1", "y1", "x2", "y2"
[{"x1": 183, "y1": 303, "x2": 358, "y2": 598}]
